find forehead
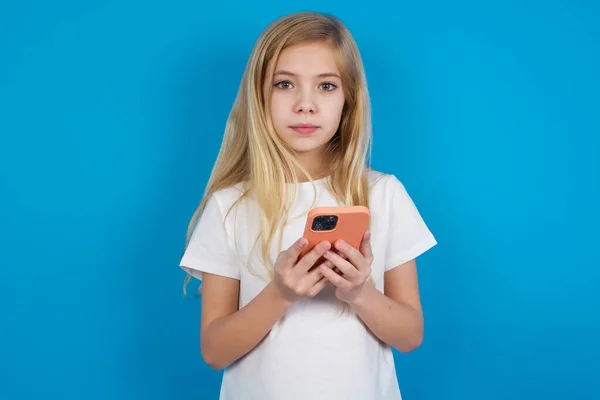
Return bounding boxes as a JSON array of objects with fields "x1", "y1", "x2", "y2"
[{"x1": 274, "y1": 41, "x2": 340, "y2": 76}]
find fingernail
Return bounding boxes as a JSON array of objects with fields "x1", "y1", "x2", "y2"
[{"x1": 297, "y1": 238, "x2": 307, "y2": 249}]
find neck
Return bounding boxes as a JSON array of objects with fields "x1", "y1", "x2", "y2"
[{"x1": 294, "y1": 148, "x2": 329, "y2": 182}]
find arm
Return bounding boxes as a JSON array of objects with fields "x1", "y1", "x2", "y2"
[
  {"x1": 199, "y1": 273, "x2": 291, "y2": 370},
  {"x1": 184, "y1": 195, "x2": 329, "y2": 369},
  {"x1": 199, "y1": 237, "x2": 331, "y2": 370},
  {"x1": 348, "y1": 259, "x2": 424, "y2": 353},
  {"x1": 320, "y1": 232, "x2": 425, "y2": 353},
  {"x1": 321, "y1": 175, "x2": 434, "y2": 352}
]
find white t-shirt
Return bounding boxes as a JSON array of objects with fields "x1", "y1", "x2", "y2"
[{"x1": 180, "y1": 170, "x2": 437, "y2": 400}]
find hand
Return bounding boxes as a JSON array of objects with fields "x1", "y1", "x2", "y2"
[
  {"x1": 271, "y1": 238, "x2": 332, "y2": 304},
  {"x1": 320, "y1": 230, "x2": 374, "y2": 304}
]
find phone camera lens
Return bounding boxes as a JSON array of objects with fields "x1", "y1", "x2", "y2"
[{"x1": 312, "y1": 215, "x2": 338, "y2": 231}]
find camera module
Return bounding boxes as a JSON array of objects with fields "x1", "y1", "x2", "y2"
[{"x1": 311, "y1": 215, "x2": 338, "y2": 231}]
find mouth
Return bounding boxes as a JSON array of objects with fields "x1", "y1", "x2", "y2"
[{"x1": 290, "y1": 123, "x2": 319, "y2": 135}]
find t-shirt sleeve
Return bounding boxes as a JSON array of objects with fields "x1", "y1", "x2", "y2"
[
  {"x1": 179, "y1": 194, "x2": 240, "y2": 281},
  {"x1": 384, "y1": 176, "x2": 437, "y2": 271}
]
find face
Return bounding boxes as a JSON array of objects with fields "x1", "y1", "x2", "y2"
[{"x1": 268, "y1": 41, "x2": 345, "y2": 158}]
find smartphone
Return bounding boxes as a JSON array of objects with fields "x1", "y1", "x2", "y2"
[{"x1": 299, "y1": 205, "x2": 370, "y2": 260}]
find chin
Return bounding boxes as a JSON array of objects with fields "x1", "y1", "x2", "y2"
[
  {"x1": 282, "y1": 133, "x2": 333, "y2": 154},
  {"x1": 287, "y1": 140, "x2": 329, "y2": 154}
]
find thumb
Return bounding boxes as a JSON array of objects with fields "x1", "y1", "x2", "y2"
[
  {"x1": 283, "y1": 237, "x2": 307, "y2": 266},
  {"x1": 359, "y1": 229, "x2": 373, "y2": 259}
]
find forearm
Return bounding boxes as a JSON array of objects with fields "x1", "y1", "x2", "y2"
[
  {"x1": 349, "y1": 283, "x2": 424, "y2": 352},
  {"x1": 201, "y1": 282, "x2": 291, "y2": 369}
]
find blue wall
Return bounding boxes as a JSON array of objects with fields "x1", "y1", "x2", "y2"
[{"x1": 1, "y1": 1, "x2": 598, "y2": 399}]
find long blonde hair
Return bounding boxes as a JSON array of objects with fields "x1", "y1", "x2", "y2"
[{"x1": 183, "y1": 11, "x2": 373, "y2": 295}]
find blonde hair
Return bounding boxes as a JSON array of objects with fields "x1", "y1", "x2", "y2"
[{"x1": 183, "y1": 11, "x2": 373, "y2": 295}]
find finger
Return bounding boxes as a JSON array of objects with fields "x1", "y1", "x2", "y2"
[
  {"x1": 334, "y1": 239, "x2": 368, "y2": 273},
  {"x1": 299, "y1": 264, "x2": 325, "y2": 288},
  {"x1": 323, "y1": 250, "x2": 360, "y2": 281},
  {"x1": 280, "y1": 237, "x2": 308, "y2": 269},
  {"x1": 320, "y1": 264, "x2": 351, "y2": 289},
  {"x1": 306, "y1": 276, "x2": 328, "y2": 297},
  {"x1": 323, "y1": 259, "x2": 342, "y2": 275},
  {"x1": 295, "y1": 241, "x2": 331, "y2": 273},
  {"x1": 359, "y1": 229, "x2": 373, "y2": 260}
]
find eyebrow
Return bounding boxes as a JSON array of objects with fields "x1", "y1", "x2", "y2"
[{"x1": 273, "y1": 70, "x2": 341, "y2": 79}]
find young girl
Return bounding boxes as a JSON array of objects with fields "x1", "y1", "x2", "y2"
[{"x1": 180, "y1": 11, "x2": 437, "y2": 400}]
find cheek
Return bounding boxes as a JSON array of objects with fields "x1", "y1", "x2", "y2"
[
  {"x1": 326, "y1": 95, "x2": 345, "y2": 123},
  {"x1": 269, "y1": 94, "x2": 289, "y2": 125}
]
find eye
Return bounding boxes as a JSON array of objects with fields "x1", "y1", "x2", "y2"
[
  {"x1": 319, "y1": 82, "x2": 338, "y2": 91},
  {"x1": 274, "y1": 80, "x2": 294, "y2": 89}
]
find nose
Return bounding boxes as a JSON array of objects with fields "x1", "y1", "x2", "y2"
[{"x1": 294, "y1": 90, "x2": 317, "y2": 114}]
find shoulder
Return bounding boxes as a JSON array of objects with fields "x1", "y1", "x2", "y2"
[
  {"x1": 194, "y1": 184, "x2": 250, "y2": 233},
  {"x1": 207, "y1": 183, "x2": 247, "y2": 213},
  {"x1": 367, "y1": 169, "x2": 418, "y2": 214},
  {"x1": 367, "y1": 169, "x2": 406, "y2": 195}
]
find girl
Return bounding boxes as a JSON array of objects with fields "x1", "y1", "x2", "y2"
[{"x1": 180, "y1": 11, "x2": 437, "y2": 400}]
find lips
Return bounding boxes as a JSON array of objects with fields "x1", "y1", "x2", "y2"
[{"x1": 290, "y1": 123, "x2": 319, "y2": 135}]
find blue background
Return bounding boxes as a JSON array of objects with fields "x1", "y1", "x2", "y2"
[{"x1": 1, "y1": 1, "x2": 598, "y2": 399}]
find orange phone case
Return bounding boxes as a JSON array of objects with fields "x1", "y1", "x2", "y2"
[{"x1": 299, "y1": 205, "x2": 370, "y2": 259}]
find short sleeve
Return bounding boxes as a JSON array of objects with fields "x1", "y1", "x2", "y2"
[
  {"x1": 179, "y1": 194, "x2": 240, "y2": 281},
  {"x1": 384, "y1": 176, "x2": 437, "y2": 271}
]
